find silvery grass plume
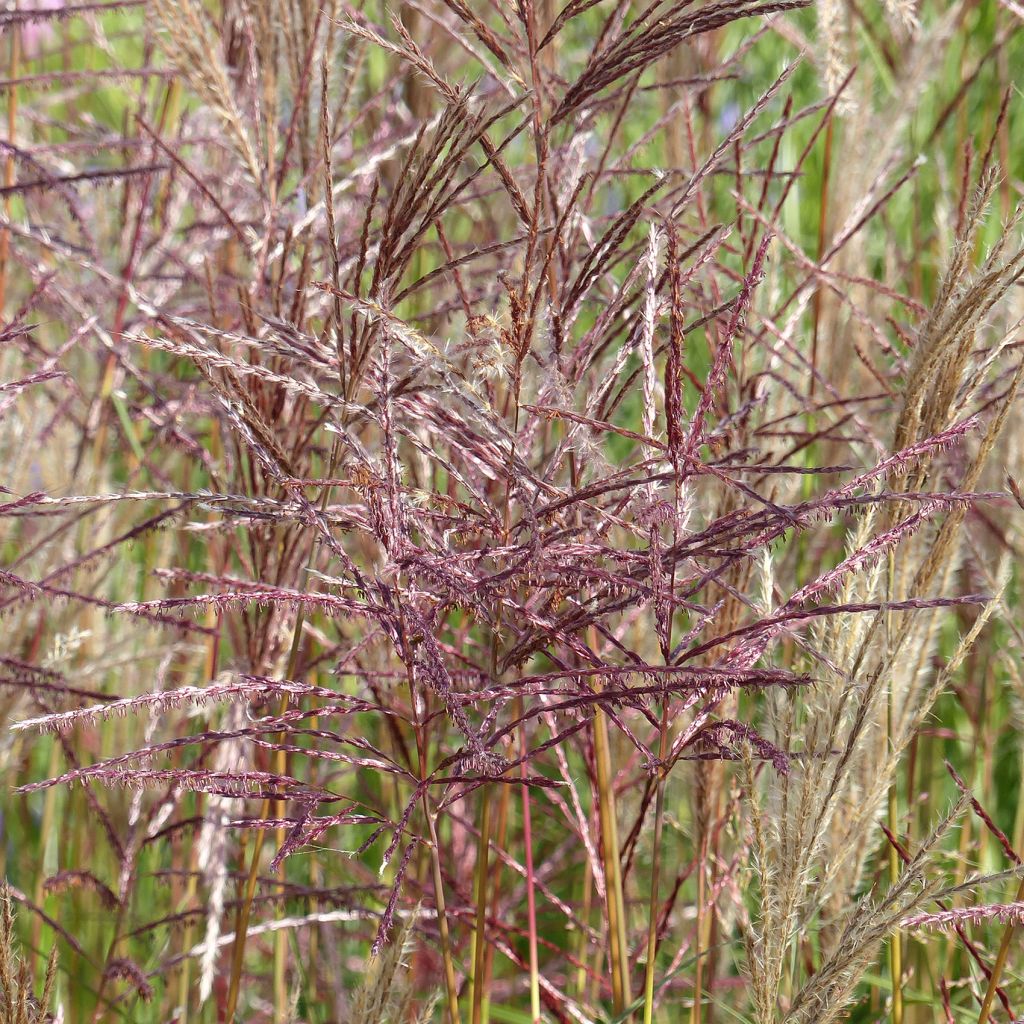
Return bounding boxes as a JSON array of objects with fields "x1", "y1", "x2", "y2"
[
  {"x1": 349, "y1": 909, "x2": 437, "y2": 1024},
  {"x1": 742, "y1": 158, "x2": 1024, "y2": 1021},
  {"x1": 0, "y1": 887, "x2": 57, "y2": 1024}
]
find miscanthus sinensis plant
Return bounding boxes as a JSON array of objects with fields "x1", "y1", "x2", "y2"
[{"x1": 1, "y1": 1, "x2": 1024, "y2": 1022}]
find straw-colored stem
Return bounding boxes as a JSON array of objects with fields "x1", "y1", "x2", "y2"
[
  {"x1": 594, "y1": 707, "x2": 631, "y2": 1013},
  {"x1": 425, "y1": 800, "x2": 461, "y2": 1024},
  {"x1": 30, "y1": 743, "x2": 61, "y2": 986},
  {"x1": 0, "y1": 19, "x2": 19, "y2": 314},
  {"x1": 521, "y1": 719, "x2": 541, "y2": 1023},
  {"x1": 481, "y1": 782, "x2": 511, "y2": 1024},
  {"x1": 887, "y1": 551, "x2": 903, "y2": 1024},
  {"x1": 691, "y1": 830, "x2": 707, "y2": 1024},
  {"x1": 273, "y1": 750, "x2": 289, "y2": 1021},
  {"x1": 810, "y1": 115, "x2": 834, "y2": 397},
  {"x1": 175, "y1": 866, "x2": 200, "y2": 1024},
  {"x1": 643, "y1": 709, "x2": 670, "y2": 1024},
  {"x1": 470, "y1": 790, "x2": 493, "y2": 1024},
  {"x1": 888, "y1": 781, "x2": 903, "y2": 1024}
]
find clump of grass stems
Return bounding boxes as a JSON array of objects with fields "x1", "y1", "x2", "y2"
[{"x1": 1, "y1": 1, "x2": 1024, "y2": 1022}]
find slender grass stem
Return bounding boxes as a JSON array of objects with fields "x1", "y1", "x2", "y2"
[
  {"x1": 470, "y1": 790, "x2": 493, "y2": 1024},
  {"x1": 424, "y1": 800, "x2": 461, "y2": 1024},
  {"x1": 691, "y1": 831, "x2": 707, "y2": 1024},
  {"x1": 887, "y1": 552, "x2": 903, "y2": 1024},
  {"x1": 521, "y1": 719, "x2": 541, "y2": 1023},
  {"x1": 642, "y1": 708, "x2": 670, "y2": 1024},
  {"x1": 594, "y1": 707, "x2": 631, "y2": 1014},
  {"x1": 0, "y1": 17, "x2": 19, "y2": 314},
  {"x1": 481, "y1": 782, "x2": 511, "y2": 1024}
]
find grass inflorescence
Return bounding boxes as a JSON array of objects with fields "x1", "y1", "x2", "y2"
[{"x1": 1, "y1": 1, "x2": 1023, "y2": 1022}]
